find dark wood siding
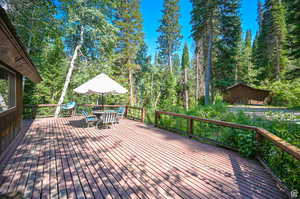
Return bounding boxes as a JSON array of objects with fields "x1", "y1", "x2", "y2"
[
  {"x1": 224, "y1": 84, "x2": 271, "y2": 105},
  {"x1": 0, "y1": 73, "x2": 22, "y2": 155}
]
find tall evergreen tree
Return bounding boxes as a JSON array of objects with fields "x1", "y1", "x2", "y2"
[
  {"x1": 238, "y1": 30, "x2": 258, "y2": 84},
  {"x1": 114, "y1": 0, "x2": 144, "y2": 105},
  {"x1": 284, "y1": 0, "x2": 300, "y2": 60},
  {"x1": 181, "y1": 43, "x2": 190, "y2": 110},
  {"x1": 157, "y1": 0, "x2": 182, "y2": 73},
  {"x1": 257, "y1": 0, "x2": 264, "y2": 33},
  {"x1": 267, "y1": 0, "x2": 288, "y2": 80},
  {"x1": 215, "y1": 0, "x2": 242, "y2": 91},
  {"x1": 190, "y1": 0, "x2": 219, "y2": 105},
  {"x1": 253, "y1": 0, "x2": 288, "y2": 81}
]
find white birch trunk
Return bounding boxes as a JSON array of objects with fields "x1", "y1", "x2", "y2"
[{"x1": 54, "y1": 26, "x2": 84, "y2": 117}]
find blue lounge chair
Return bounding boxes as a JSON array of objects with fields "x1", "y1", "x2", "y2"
[
  {"x1": 116, "y1": 107, "x2": 126, "y2": 123},
  {"x1": 61, "y1": 101, "x2": 76, "y2": 116},
  {"x1": 82, "y1": 110, "x2": 97, "y2": 127}
]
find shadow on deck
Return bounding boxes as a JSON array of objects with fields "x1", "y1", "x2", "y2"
[{"x1": 0, "y1": 117, "x2": 287, "y2": 199}]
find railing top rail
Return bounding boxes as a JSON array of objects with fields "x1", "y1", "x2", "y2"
[
  {"x1": 156, "y1": 110, "x2": 300, "y2": 161},
  {"x1": 24, "y1": 104, "x2": 127, "y2": 108},
  {"x1": 127, "y1": 106, "x2": 143, "y2": 110}
]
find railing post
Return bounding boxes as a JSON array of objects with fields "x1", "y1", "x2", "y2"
[
  {"x1": 141, "y1": 108, "x2": 145, "y2": 123},
  {"x1": 125, "y1": 105, "x2": 128, "y2": 118},
  {"x1": 188, "y1": 118, "x2": 193, "y2": 138},
  {"x1": 155, "y1": 111, "x2": 159, "y2": 127},
  {"x1": 32, "y1": 106, "x2": 37, "y2": 119}
]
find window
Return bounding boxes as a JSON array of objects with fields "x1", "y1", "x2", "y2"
[{"x1": 0, "y1": 65, "x2": 16, "y2": 113}]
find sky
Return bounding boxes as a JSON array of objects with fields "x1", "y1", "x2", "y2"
[{"x1": 141, "y1": 0, "x2": 263, "y2": 57}]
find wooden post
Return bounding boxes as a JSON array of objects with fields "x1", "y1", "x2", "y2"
[
  {"x1": 125, "y1": 105, "x2": 128, "y2": 118},
  {"x1": 141, "y1": 108, "x2": 145, "y2": 123},
  {"x1": 155, "y1": 111, "x2": 158, "y2": 127},
  {"x1": 188, "y1": 118, "x2": 193, "y2": 138},
  {"x1": 32, "y1": 106, "x2": 37, "y2": 119},
  {"x1": 255, "y1": 132, "x2": 263, "y2": 142}
]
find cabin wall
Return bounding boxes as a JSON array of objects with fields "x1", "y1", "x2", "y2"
[
  {"x1": 0, "y1": 73, "x2": 22, "y2": 155},
  {"x1": 224, "y1": 85, "x2": 270, "y2": 105}
]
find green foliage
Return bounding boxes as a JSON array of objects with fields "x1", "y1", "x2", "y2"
[
  {"x1": 215, "y1": 0, "x2": 242, "y2": 91},
  {"x1": 261, "y1": 79, "x2": 300, "y2": 107},
  {"x1": 157, "y1": 0, "x2": 182, "y2": 68},
  {"x1": 253, "y1": 0, "x2": 288, "y2": 81}
]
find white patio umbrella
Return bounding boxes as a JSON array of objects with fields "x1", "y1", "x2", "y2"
[{"x1": 74, "y1": 73, "x2": 127, "y2": 110}]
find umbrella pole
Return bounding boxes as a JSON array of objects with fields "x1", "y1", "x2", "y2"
[{"x1": 102, "y1": 93, "x2": 104, "y2": 111}]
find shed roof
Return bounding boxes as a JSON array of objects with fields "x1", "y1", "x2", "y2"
[
  {"x1": 0, "y1": 6, "x2": 41, "y2": 83},
  {"x1": 226, "y1": 83, "x2": 270, "y2": 93}
]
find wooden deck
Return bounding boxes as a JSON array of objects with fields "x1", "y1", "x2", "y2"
[{"x1": 0, "y1": 117, "x2": 287, "y2": 199}]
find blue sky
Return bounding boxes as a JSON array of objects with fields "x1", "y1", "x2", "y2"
[{"x1": 141, "y1": 0, "x2": 263, "y2": 57}]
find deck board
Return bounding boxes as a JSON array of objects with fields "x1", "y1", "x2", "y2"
[{"x1": 0, "y1": 117, "x2": 287, "y2": 199}]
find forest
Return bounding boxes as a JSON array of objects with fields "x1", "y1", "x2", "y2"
[
  {"x1": 0, "y1": 0, "x2": 300, "y2": 194},
  {"x1": 0, "y1": 0, "x2": 299, "y2": 110}
]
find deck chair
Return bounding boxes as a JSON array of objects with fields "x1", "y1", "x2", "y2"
[
  {"x1": 116, "y1": 107, "x2": 126, "y2": 123},
  {"x1": 61, "y1": 101, "x2": 76, "y2": 116},
  {"x1": 82, "y1": 110, "x2": 97, "y2": 127},
  {"x1": 96, "y1": 112, "x2": 117, "y2": 129}
]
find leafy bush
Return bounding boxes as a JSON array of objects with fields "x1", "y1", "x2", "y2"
[{"x1": 261, "y1": 79, "x2": 300, "y2": 108}]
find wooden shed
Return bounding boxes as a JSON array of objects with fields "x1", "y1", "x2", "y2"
[
  {"x1": 224, "y1": 83, "x2": 271, "y2": 105},
  {"x1": 0, "y1": 7, "x2": 41, "y2": 155}
]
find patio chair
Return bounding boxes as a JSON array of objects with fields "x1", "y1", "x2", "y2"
[
  {"x1": 116, "y1": 107, "x2": 126, "y2": 123},
  {"x1": 96, "y1": 111, "x2": 117, "y2": 129},
  {"x1": 82, "y1": 110, "x2": 97, "y2": 127},
  {"x1": 61, "y1": 101, "x2": 76, "y2": 116}
]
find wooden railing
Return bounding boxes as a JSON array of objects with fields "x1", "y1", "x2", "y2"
[
  {"x1": 23, "y1": 104, "x2": 145, "y2": 122},
  {"x1": 155, "y1": 110, "x2": 300, "y2": 193}
]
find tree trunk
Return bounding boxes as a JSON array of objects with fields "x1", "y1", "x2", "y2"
[
  {"x1": 205, "y1": 21, "x2": 213, "y2": 105},
  {"x1": 195, "y1": 56, "x2": 199, "y2": 101},
  {"x1": 184, "y1": 67, "x2": 189, "y2": 110},
  {"x1": 168, "y1": 48, "x2": 173, "y2": 73},
  {"x1": 54, "y1": 26, "x2": 84, "y2": 117},
  {"x1": 196, "y1": 39, "x2": 205, "y2": 102},
  {"x1": 275, "y1": 37, "x2": 280, "y2": 80},
  {"x1": 129, "y1": 69, "x2": 134, "y2": 105},
  {"x1": 154, "y1": 91, "x2": 161, "y2": 110}
]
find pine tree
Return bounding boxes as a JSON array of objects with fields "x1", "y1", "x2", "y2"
[
  {"x1": 253, "y1": 0, "x2": 288, "y2": 81},
  {"x1": 114, "y1": 0, "x2": 144, "y2": 105},
  {"x1": 268, "y1": 0, "x2": 288, "y2": 80},
  {"x1": 181, "y1": 43, "x2": 190, "y2": 110},
  {"x1": 257, "y1": 0, "x2": 264, "y2": 33},
  {"x1": 238, "y1": 30, "x2": 258, "y2": 84},
  {"x1": 252, "y1": 0, "x2": 265, "y2": 81},
  {"x1": 157, "y1": 0, "x2": 182, "y2": 73},
  {"x1": 284, "y1": 0, "x2": 300, "y2": 59},
  {"x1": 190, "y1": 0, "x2": 219, "y2": 105},
  {"x1": 215, "y1": 0, "x2": 242, "y2": 91}
]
